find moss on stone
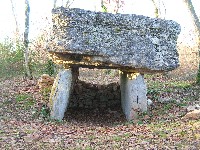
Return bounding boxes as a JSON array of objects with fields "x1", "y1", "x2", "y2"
[{"x1": 49, "y1": 74, "x2": 59, "y2": 109}]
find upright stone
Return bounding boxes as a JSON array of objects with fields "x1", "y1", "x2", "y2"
[
  {"x1": 120, "y1": 72, "x2": 147, "y2": 120},
  {"x1": 49, "y1": 69, "x2": 73, "y2": 120}
]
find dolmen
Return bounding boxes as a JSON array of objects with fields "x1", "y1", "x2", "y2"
[{"x1": 47, "y1": 7, "x2": 181, "y2": 121}]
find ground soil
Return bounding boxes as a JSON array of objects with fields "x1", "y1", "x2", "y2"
[{"x1": 0, "y1": 68, "x2": 199, "y2": 149}]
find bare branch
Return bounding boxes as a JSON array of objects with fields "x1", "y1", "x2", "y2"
[
  {"x1": 151, "y1": 0, "x2": 159, "y2": 18},
  {"x1": 182, "y1": 0, "x2": 200, "y2": 83},
  {"x1": 10, "y1": 0, "x2": 19, "y2": 38},
  {"x1": 65, "y1": 0, "x2": 75, "y2": 8},
  {"x1": 183, "y1": 0, "x2": 200, "y2": 37},
  {"x1": 102, "y1": 0, "x2": 125, "y2": 13},
  {"x1": 54, "y1": 0, "x2": 57, "y2": 8}
]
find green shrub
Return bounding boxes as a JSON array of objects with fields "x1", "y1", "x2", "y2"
[
  {"x1": 15, "y1": 93, "x2": 35, "y2": 109},
  {"x1": 0, "y1": 39, "x2": 24, "y2": 79},
  {"x1": 0, "y1": 38, "x2": 56, "y2": 79},
  {"x1": 40, "y1": 104, "x2": 50, "y2": 118},
  {"x1": 44, "y1": 59, "x2": 55, "y2": 76}
]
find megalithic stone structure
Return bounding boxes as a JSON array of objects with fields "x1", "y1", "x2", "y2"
[
  {"x1": 47, "y1": 7, "x2": 181, "y2": 121},
  {"x1": 49, "y1": 69, "x2": 73, "y2": 120}
]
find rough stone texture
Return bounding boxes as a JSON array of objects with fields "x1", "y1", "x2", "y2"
[
  {"x1": 183, "y1": 109, "x2": 200, "y2": 120},
  {"x1": 47, "y1": 7, "x2": 181, "y2": 73},
  {"x1": 158, "y1": 96, "x2": 174, "y2": 103},
  {"x1": 147, "y1": 99, "x2": 153, "y2": 106},
  {"x1": 120, "y1": 72, "x2": 147, "y2": 120},
  {"x1": 187, "y1": 104, "x2": 200, "y2": 112},
  {"x1": 38, "y1": 74, "x2": 54, "y2": 90},
  {"x1": 47, "y1": 7, "x2": 181, "y2": 120},
  {"x1": 50, "y1": 69, "x2": 72, "y2": 120},
  {"x1": 69, "y1": 80, "x2": 121, "y2": 108}
]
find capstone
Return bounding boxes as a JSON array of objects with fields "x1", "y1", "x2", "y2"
[{"x1": 47, "y1": 7, "x2": 181, "y2": 73}]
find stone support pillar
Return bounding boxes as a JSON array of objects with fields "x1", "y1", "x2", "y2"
[
  {"x1": 49, "y1": 69, "x2": 73, "y2": 120},
  {"x1": 120, "y1": 72, "x2": 147, "y2": 121},
  {"x1": 71, "y1": 66, "x2": 79, "y2": 83}
]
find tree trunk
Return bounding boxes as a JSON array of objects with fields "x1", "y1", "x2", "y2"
[
  {"x1": 24, "y1": 0, "x2": 32, "y2": 78},
  {"x1": 183, "y1": 0, "x2": 200, "y2": 84},
  {"x1": 54, "y1": 0, "x2": 57, "y2": 8},
  {"x1": 101, "y1": 0, "x2": 107, "y2": 12},
  {"x1": 65, "y1": 0, "x2": 75, "y2": 8},
  {"x1": 151, "y1": 0, "x2": 159, "y2": 18},
  {"x1": 115, "y1": 0, "x2": 120, "y2": 13},
  {"x1": 10, "y1": 0, "x2": 19, "y2": 39},
  {"x1": 101, "y1": 0, "x2": 124, "y2": 13}
]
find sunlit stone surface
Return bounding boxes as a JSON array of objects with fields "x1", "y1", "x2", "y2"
[{"x1": 48, "y1": 7, "x2": 181, "y2": 121}]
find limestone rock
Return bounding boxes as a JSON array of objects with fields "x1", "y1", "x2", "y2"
[
  {"x1": 158, "y1": 96, "x2": 173, "y2": 103},
  {"x1": 50, "y1": 69, "x2": 73, "y2": 120},
  {"x1": 69, "y1": 80, "x2": 121, "y2": 108},
  {"x1": 183, "y1": 109, "x2": 200, "y2": 120},
  {"x1": 38, "y1": 74, "x2": 54, "y2": 90},
  {"x1": 187, "y1": 104, "x2": 200, "y2": 112},
  {"x1": 147, "y1": 99, "x2": 153, "y2": 106},
  {"x1": 120, "y1": 73, "x2": 147, "y2": 120},
  {"x1": 47, "y1": 7, "x2": 181, "y2": 73}
]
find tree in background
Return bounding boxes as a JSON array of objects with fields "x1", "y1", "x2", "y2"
[
  {"x1": 183, "y1": 0, "x2": 200, "y2": 84},
  {"x1": 24, "y1": 0, "x2": 32, "y2": 78},
  {"x1": 65, "y1": 0, "x2": 75, "y2": 7},
  {"x1": 151, "y1": 0, "x2": 166, "y2": 19},
  {"x1": 101, "y1": 0, "x2": 125, "y2": 13},
  {"x1": 54, "y1": 0, "x2": 75, "y2": 8},
  {"x1": 151, "y1": 0, "x2": 159, "y2": 18},
  {"x1": 10, "y1": 0, "x2": 19, "y2": 42},
  {"x1": 54, "y1": 0, "x2": 57, "y2": 8}
]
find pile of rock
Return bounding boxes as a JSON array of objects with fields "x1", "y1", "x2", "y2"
[
  {"x1": 69, "y1": 80, "x2": 121, "y2": 109},
  {"x1": 38, "y1": 74, "x2": 54, "y2": 90}
]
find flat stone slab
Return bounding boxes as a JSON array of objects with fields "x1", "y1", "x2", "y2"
[
  {"x1": 50, "y1": 69, "x2": 73, "y2": 120},
  {"x1": 120, "y1": 73, "x2": 147, "y2": 120},
  {"x1": 47, "y1": 7, "x2": 181, "y2": 73}
]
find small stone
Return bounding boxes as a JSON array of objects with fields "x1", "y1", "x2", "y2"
[
  {"x1": 183, "y1": 109, "x2": 200, "y2": 120},
  {"x1": 147, "y1": 99, "x2": 153, "y2": 106},
  {"x1": 158, "y1": 97, "x2": 173, "y2": 103},
  {"x1": 24, "y1": 133, "x2": 40, "y2": 142},
  {"x1": 100, "y1": 95, "x2": 107, "y2": 102},
  {"x1": 144, "y1": 115, "x2": 150, "y2": 120},
  {"x1": 195, "y1": 104, "x2": 200, "y2": 110},
  {"x1": 140, "y1": 140, "x2": 149, "y2": 145},
  {"x1": 38, "y1": 74, "x2": 54, "y2": 90},
  {"x1": 113, "y1": 85, "x2": 118, "y2": 91},
  {"x1": 187, "y1": 104, "x2": 200, "y2": 112}
]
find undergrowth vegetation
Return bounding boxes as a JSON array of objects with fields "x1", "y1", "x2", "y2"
[
  {"x1": 0, "y1": 39, "x2": 24, "y2": 79},
  {"x1": 0, "y1": 39, "x2": 55, "y2": 80}
]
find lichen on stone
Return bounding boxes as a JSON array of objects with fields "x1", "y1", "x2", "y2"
[{"x1": 47, "y1": 7, "x2": 181, "y2": 73}]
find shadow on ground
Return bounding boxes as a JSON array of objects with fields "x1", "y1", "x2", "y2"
[{"x1": 65, "y1": 106, "x2": 127, "y2": 127}]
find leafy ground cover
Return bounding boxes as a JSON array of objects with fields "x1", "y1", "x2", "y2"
[{"x1": 0, "y1": 69, "x2": 199, "y2": 149}]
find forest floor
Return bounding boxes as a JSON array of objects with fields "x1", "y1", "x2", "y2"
[{"x1": 0, "y1": 69, "x2": 200, "y2": 149}]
